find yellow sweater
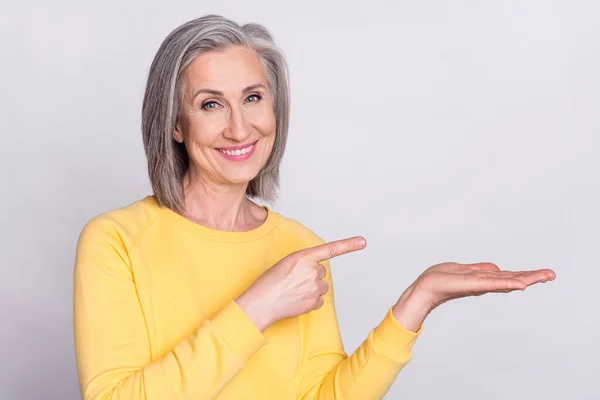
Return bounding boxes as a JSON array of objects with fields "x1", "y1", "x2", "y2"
[{"x1": 73, "y1": 196, "x2": 422, "y2": 399}]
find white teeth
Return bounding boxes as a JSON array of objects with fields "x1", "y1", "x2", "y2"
[{"x1": 219, "y1": 143, "x2": 254, "y2": 156}]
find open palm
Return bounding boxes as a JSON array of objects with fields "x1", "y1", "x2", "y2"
[{"x1": 415, "y1": 262, "x2": 556, "y2": 309}]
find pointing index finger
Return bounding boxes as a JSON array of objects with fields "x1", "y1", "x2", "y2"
[{"x1": 301, "y1": 236, "x2": 367, "y2": 262}]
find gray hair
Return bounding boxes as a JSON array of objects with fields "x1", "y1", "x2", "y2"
[{"x1": 141, "y1": 14, "x2": 290, "y2": 212}]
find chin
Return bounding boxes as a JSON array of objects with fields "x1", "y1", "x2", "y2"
[
  {"x1": 223, "y1": 169, "x2": 261, "y2": 186},
  {"x1": 218, "y1": 154, "x2": 268, "y2": 184}
]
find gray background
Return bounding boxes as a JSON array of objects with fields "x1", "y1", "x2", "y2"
[{"x1": 1, "y1": 0, "x2": 598, "y2": 399}]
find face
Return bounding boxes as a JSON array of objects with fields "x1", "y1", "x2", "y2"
[{"x1": 174, "y1": 46, "x2": 277, "y2": 187}]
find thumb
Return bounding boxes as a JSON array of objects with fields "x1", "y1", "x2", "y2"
[{"x1": 459, "y1": 262, "x2": 500, "y2": 272}]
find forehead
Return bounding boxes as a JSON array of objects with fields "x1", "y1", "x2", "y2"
[{"x1": 183, "y1": 46, "x2": 267, "y2": 94}]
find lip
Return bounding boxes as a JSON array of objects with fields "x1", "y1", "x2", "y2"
[
  {"x1": 215, "y1": 140, "x2": 258, "y2": 162},
  {"x1": 216, "y1": 140, "x2": 259, "y2": 151}
]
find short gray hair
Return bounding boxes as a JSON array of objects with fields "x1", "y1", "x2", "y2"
[{"x1": 141, "y1": 14, "x2": 290, "y2": 212}]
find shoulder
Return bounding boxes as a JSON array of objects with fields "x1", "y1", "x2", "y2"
[
  {"x1": 77, "y1": 195, "x2": 162, "y2": 252},
  {"x1": 273, "y1": 211, "x2": 326, "y2": 248},
  {"x1": 273, "y1": 212, "x2": 337, "y2": 277}
]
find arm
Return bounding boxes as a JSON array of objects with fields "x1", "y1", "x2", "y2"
[
  {"x1": 296, "y1": 261, "x2": 422, "y2": 400},
  {"x1": 297, "y1": 259, "x2": 556, "y2": 400},
  {"x1": 73, "y1": 219, "x2": 267, "y2": 400}
]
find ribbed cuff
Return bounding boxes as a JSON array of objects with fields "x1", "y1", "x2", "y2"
[
  {"x1": 370, "y1": 307, "x2": 423, "y2": 363},
  {"x1": 210, "y1": 300, "x2": 268, "y2": 363}
]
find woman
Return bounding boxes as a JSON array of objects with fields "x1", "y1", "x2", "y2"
[{"x1": 73, "y1": 14, "x2": 555, "y2": 400}]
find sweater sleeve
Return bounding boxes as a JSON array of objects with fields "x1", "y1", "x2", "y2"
[
  {"x1": 73, "y1": 218, "x2": 267, "y2": 400},
  {"x1": 296, "y1": 260, "x2": 422, "y2": 400}
]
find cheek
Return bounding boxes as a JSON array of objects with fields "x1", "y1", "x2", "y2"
[
  {"x1": 251, "y1": 108, "x2": 277, "y2": 137},
  {"x1": 187, "y1": 116, "x2": 224, "y2": 146}
]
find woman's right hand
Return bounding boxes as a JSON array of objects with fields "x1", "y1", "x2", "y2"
[{"x1": 236, "y1": 236, "x2": 367, "y2": 332}]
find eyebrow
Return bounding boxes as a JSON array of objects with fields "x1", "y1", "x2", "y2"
[{"x1": 192, "y1": 84, "x2": 267, "y2": 101}]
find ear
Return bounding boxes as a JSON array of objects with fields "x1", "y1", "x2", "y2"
[{"x1": 173, "y1": 119, "x2": 184, "y2": 143}]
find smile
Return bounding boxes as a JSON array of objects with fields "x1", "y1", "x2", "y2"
[
  {"x1": 218, "y1": 143, "x2": 254, "y2": 156},
  {"x1": 215, "y1": 140, "x2": 258, "y2": 161}
]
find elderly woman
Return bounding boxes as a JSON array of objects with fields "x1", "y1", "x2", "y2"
[{"x1": 73, "y1": 14, "x2": 555, "y2": 400}]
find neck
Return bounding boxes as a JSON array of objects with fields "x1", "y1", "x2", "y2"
[{"x1": 179, "y1": 168, "x2": 262, "y2": 232}]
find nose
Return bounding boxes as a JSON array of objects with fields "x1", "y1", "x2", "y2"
[{"x1": 223, "y1": 106, "x2": 251, "y2": 142}]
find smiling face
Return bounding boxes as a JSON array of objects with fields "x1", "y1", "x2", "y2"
[{"x1": 174, "y1": 46, "x2": 277, "y2": 187}]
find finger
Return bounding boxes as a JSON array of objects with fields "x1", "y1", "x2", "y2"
[
  {"x1": 318, "y1": 280, "x2": 329, "y2": 295},
  {"x1": 477, "y1": 270, "x2": 537, "y2": 279},
  {"x1": 528, "y1": 269, "x2": 556, "y2": 281},
  {"x1": 438, "y1": 275, "x2": 525, "y2": 296},
  {"x1": 469, "y1": 276, "x2": 527, "y2": 292},
  {"x1": 512, "y1": 270, "x2": 555, "y2": 286},
  {"x1": 300, "y1": 236, "x2": 366, "y2": 262},
  {"x1": 314, "y1": 296, "x2": 325, "y2": 309},
  {"x1": 480, "y1": 270, "x2": 555, "y2": 284},
  {"x1": 316, "y1": 264, "x2": 327, "y2": 280},
  {"x1": 498, "y1": 269, "x2": 554, "y2": 277},
  {"x1": 476, "y1": 273, "x2": 557, "y2": 293},
  {"x1": 490, "y1": 278, "x2": 528, "y2": 292}
]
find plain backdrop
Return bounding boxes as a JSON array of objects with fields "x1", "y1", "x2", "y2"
[{"x1": 1, "y1": 0, "x2": 598, "y2": 399}]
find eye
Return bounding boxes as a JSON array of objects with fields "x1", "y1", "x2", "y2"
[
  {"x1": 245, "y1": 93, "x2": 262, "y2": 103},
  {"x1": 201, "y1": 101, "x2": 220, "y2": 110}
]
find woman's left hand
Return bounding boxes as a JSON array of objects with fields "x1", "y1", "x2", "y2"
[{"x1": 392, "y1": 262, "x2": 556, "y2": 332}]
